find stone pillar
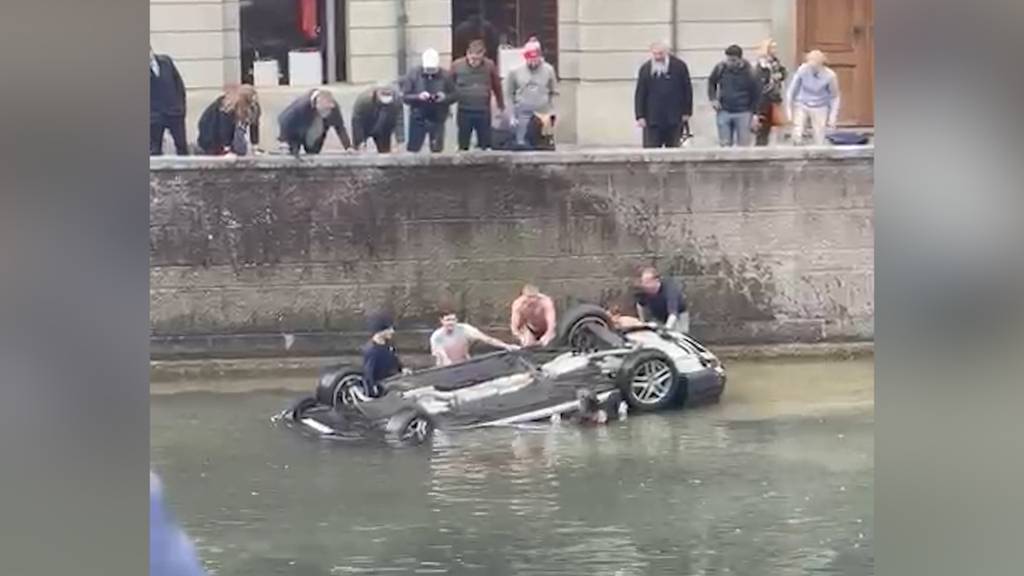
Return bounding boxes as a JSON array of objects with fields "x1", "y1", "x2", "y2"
[
  {"x1": 149, "y1": 0, "x2": 240, "y2": 89},
  {"x1": 405, "y1": 0, "x2": 452, "y2": 70},
  {"x1": 348, "y1": 0, "x2": 400, "y2": 84},
  {"x1": 673, "y1": 0, "x2": 774, "y2": 146},
  {"x1": 564, "y1": 0, "x2": 674, "y2": 147}
]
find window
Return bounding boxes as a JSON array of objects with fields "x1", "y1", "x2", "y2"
[
  {"x1": 240, "y1": 0, "x2": 347, "y2": 85},
  {"x1": 451, "y1": 0, "x2": 558, "y2": 71}
]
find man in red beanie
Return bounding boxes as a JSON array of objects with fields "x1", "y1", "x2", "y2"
[{"x1": 503, "y1": 41, "x2": 558, "y2": 149}]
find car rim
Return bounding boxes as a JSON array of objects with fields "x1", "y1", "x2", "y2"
[
  {"x1": 334, "y1": 375, "x2": 368, "y2": 407},
  {"x1": 569, "y1": 318, "x2": 608, "y2": 353},
  {"x1": 403, "y1": 417, "x2": 431, "y2": 443},
  {"x1": 630, "y1": 359, "x2": 674, "y2": 405}
]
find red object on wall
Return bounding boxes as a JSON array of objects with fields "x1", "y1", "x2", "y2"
[{"x1": 298, "y1": 0, "x2": 318, "y2": 41}]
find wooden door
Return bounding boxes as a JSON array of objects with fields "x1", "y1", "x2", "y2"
[{"x1": 797, "y1": 0, "x2": 874, "y2": 126}]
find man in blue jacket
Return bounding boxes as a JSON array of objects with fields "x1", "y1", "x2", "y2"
[
  {"x1": 277, "y1": 89, "x2": 352, "y2": 155},
  {"x1": 150, "y1": 48, "x2": 189, "y2": 156}
]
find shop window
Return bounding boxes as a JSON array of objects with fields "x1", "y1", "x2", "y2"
[{"x1": 240, "y1": 0, "x2": 347, "y2": 86}]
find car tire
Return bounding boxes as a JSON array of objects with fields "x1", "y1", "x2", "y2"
[
  {"x1": 556, "y1": 304, "x2": 613, "y2": 352},
  {"x1": 384, "y1": 409, "x2": 435, "y2": 447},
  {"x1": 289, "y1": 396, "x2": 320, "y2": 419},
  {"x1": 616, "y1": 349, "x2": 682, "y2": 412},
  {"x1": 316, "y1": 368, "x2": 370, "y2": 408}
]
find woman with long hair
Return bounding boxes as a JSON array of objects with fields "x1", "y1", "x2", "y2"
[
  {"x1": 754, "y1": 38, "x2": 788, "y2": 146},
  {"x1": 197, "y1": 84, "x2": 261, "y2": 155}
]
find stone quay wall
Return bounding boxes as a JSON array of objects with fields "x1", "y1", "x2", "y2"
[{"x1": 150, "y1": 147, "x2": 873, "y2": 359}]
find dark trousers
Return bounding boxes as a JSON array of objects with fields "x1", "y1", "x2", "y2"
[
  {"x1": 457, "y1": 108, "x2": 492, "y2": 150},
  {"x1": 371, "y1": 133, "x2": 392, "y2": 153},
  {"x1": 150, "y1": 115, "x2": 188, "y2": 156},
  {"x1": 642, "y1": 123, "x2": 683, "y2": 148},
  {"x1": 755, "y1": 102, "x2": 774, "y2": 146},
  {"x1": 407, "y1": 114, "x2": 446, "y2": 153}
]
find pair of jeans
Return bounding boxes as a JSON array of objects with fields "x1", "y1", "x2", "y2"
[
  {"x1": 150, "y1": 116, "x2": 188, "y2": 155},
  {"x1": 792, "y1": 103, "x2": 829, "y2": 145},
  {"x1": 407, "y1": 113, "x2": 446, "y2": 152},
  {"x1": 456, "y1": 108, "x2": 492, "y2": 150},
  {"x1": 642, "y1": 123, "x2": 683, "y2": 148},
  {"x1": 715, "y1": 111, "x2": 753, "y2": 147}
]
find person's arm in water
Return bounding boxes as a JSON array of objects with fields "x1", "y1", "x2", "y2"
[
  {"x1": 539, "y1": 296, "x2": 557, "y2": 346},
  {"x1": 464, "y1": 324, "x2": 518, "y2": 351}
]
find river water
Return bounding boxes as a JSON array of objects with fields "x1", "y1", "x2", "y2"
[{"x1": 151, "y1": 358, "x2": 873, "y2": 576}]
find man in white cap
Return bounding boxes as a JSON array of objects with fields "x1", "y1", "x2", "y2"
[{"x1": 400, "y1": 48, "x2": 456, "y2": 152}]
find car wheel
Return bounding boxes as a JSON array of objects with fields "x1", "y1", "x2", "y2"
[
  {"x1": 616, "y1": 349, "x2": 681, "y2": 412},
  {"x1": 384, "y1": 409, "x2": 435, "y2": 446},
  {"x1": 316, "y1": 370, "x2": 370, "y2": 408},
  {"x1": 289, "y1": 396, "x2": 320, "y2": 419},
  {"x1": 556, "y1": 304, "x2": 613, "y2": 352}
]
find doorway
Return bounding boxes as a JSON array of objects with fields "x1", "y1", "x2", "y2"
[
  {"x1": 451, "y1": 0, "x2": 558, "y2": 70},
  {"x1": 797, "y1": 0, "x2": 874, "y2": 126}
]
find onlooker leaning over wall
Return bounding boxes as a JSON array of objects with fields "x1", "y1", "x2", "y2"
[
  {"x1": 351, "y1": 83, "x2": 404, "y2": 153},
  {"x1": 150, "y1": 47, "x2": 189, "y2": 156},
  {"x1": 634, "y1": 41, "x2": 693, "y2": 149},
  {"x1": 786, "y1": 49, "x2": 841, "y2": 146},
  {"x1": 401, "y1": 49, "x2": 456, "y2": 153},
  {"x1": 197, "y1": 84, "x2": 261, "y2": 156},
  {"x1": 452, "y1": 39, "x2": 505, "y2": 151},
  {"x1": 707, "y1": 45, "x2": 761, "y2": 147},
  {"x1": 754, "y1": 38, "x2": 788, "y2": 146},
  {"x1": 277, "y1": 89, "x2": 352, "y2": 155},
  {"x1": 504, "y1": 41, "x2": 558, "y2": 150}
]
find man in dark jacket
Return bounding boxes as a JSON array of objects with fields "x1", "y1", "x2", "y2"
[
  {"x1": 451, "y1": 40, "x2": 505, "y2": 150},
  {"x1": 707, "y1": 45, "x2": 761, "y2": 147},
  {"x1": 277, "y1": 89, "x2": 352, "y2": 155},
  {"x1": 634, "y1": 41, "x2": 693, "y2": 148},
  {"x1": 402, "y1": 48, "x2": 456, "y2": 153},
  {"x1": 351, "y1": 83, "x2": 404, "y2": 153},
  {"x1": 149, "y1": 48, "x2": 189, "y2": 156}
]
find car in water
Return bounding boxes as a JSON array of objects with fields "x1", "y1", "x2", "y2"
[{"x1": 273, "y1": 304, "x2": 726, "y2": 445}]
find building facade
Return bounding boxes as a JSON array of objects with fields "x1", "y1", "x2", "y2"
[{"x1": 150, "y1": 0, "x2": 874, "y2": 149}]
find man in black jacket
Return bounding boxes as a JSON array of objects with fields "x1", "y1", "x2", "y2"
[
  {"x1": 277, "y1": 89, "x2": 352, "y2": 155},
  {"x1": 707, "y1": 45, "x2": 761, "y2": 147},
  {"x1": 634, "y1": 41, "x2": 693, "y2": 148},
  {"x1": 402, "y1": 48, "x2": 456, "y2": 153},
  {"x1": 149, "y1": 48, "x2": 189, "y2": 156},
  {"x1": 351, "y1": 83, "x2": 404, "y2": 153}
]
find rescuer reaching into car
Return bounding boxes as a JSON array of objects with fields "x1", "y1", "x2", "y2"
[
  {"x1": 634, "y1": 266, "x2": 689, "y2": 333},
  {"x1": 509, "y1": 284, "x2": 558, "y2": 347}
]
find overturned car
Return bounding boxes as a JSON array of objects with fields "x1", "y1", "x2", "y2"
[{"x1": 273, "y1": 305, "x2": 726, "y2": 445}]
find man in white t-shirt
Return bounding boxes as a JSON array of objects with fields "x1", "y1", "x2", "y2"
[{"x1": 430, "y1": 307, "x2": 519, "y2": 367}]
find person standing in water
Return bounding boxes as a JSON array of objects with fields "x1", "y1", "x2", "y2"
[
  {"x1": 430, "y1": 305, "x2": 518, "y2": 367},
  {"x1": 509, "y1": 284, "x2": 558, "y2": 346}
]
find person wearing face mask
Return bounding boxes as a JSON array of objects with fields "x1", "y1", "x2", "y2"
[
  {"x1": 277, "y1": 88, "x2": 352, "y2": 155},
  {"x1": 351, "y1": 82, "x2": 405, "y2": 153},
  {"x1": 401, "y1": 48, "x2": 456, "y2": 153},
  {"x1": 707, "y1": 44, "x2": 761, "y2": 147},
  {"x1": 634, "y1": 40, "x2": 694, "y2": 148},
  {"x1": 197, "y1": 84, "x2": 262, "y2": 156}
]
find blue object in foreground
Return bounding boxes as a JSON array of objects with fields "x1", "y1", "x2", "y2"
[{"x1": 151, "y1": 471, "x2": 206, "y2": 576}]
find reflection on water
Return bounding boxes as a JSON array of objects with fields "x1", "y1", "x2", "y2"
[{"x1": 151, "y1": 358, "x2": 873, "y2": 576}]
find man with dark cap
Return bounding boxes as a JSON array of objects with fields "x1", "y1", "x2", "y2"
[{"x1": 362, "y1": 312, "x2": 406, "y2": 397}]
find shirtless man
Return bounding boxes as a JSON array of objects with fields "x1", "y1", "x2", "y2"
[
  {"x1": 430, "y1": 306, "x2": 518, "y2": 367},
  {"x1": 509, "y1": 284, "x2": 557, "y2": 346}
]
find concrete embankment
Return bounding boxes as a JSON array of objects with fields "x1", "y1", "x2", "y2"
[{"x1": 150, "y1": 146, "x2": 873, "y2": 360}]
